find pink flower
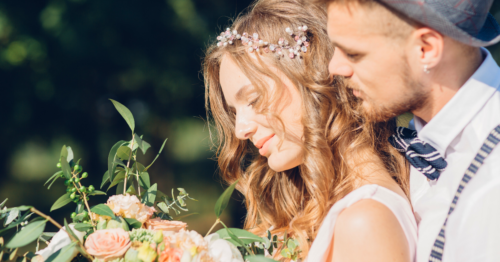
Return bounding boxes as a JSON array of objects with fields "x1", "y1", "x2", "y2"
[
  {"x1": 145, "y1": 218, "x2": 187, "y2": 234},
  {"x1": 158, "y1": 248, "x2": 183, "y2": 262},
  {"x1": 106, "y1": 194, "x2": 155, "y2": 223},
  {"x1": 85, "y1": 228, "x2": 131, "y2": 261}
]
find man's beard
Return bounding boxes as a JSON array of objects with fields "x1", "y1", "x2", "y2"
[{"x1": 349, "y1": 63, "x2": 429, "y2": 123}]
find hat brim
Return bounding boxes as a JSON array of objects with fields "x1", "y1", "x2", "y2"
[{"x1": 383, "y1": 1, "x2": 500, "y2": 47}]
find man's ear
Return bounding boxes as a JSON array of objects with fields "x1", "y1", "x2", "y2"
[{"x1": 409, "y1": 27, "x2": 444, "y2": 69}]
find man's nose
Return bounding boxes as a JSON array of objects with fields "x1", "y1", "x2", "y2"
[
  {"x1": 328, "y1": 49, "x2": 354, "y2": 77},
  {"x1": 235, "y1": 111, "x2": 257, "y2": 140}
]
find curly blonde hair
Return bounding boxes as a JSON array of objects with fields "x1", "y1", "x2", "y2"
[{"x1": 203, "y1": 0, "x2": 409, "y2": 259}]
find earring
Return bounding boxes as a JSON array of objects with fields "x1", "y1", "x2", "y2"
[{"x1": 423, "y1": 64, "x2": 430, "y2": 74}]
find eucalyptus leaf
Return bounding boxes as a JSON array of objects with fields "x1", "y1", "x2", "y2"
[
  {"x1": 214, "y1": 180, "x2": 239, "y2": 218},
  {"x1": 110, "y1": 99, "x2": 135, "y2": 133},
  {"x1": 123, "y1": 218, "x2": 142, "y2": 229},
  {"x1": 126, "y1": 184, "x2": 136, "y2": 195},
  {"x1": 116, "y1": 178, "x2": 132, "y2": 195},
  {"x1": 133, "y1": 135, "x2": 151, "y2": 155},
  {"x1": 50, "y1": 193, "x2": 72, "y2": 212},
  {"x1": 145, "y1": 138, "x2": 168, "y2": 170},
  {"x1": 90, "y1": 204, "x2": 115, "y2": 218},
  {"x1": 44, "y1": 172, "x2": 62, "y2": 187},
  {"x1": 138, "y1": 172, "x2": 150, "y2": 189},
  {"x1": 216, "y1": 228, "x2": 265, "y2": 246},
  {"x1": 157, "y1": 202, "x2": 169, "y2": 213},
  {"x1": 66, "y1": 147, "x2": 74, "y2": 163},
  {"x1": 60, "y1": 158, "x2": 71, "y2": 180},
  {"x1": 6, "y1": 220, "x2": 47, "y2": 248},
  {"x1": 108, "y1": 140, "x2": 127, "y2": 182},
  {"x1": 141, "y1": 183, "x2": 157, "y2": 207},
  {"x1": 0, "y1": 199, "x2": 7, "y2": 209}
]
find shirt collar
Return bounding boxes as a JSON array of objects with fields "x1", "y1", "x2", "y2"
[{"x1": 414, "y1": 47, "x2": 500, "y2": 157}]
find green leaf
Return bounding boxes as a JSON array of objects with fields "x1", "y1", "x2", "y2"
[
  {"x1": 138, "y1": 172, "x2": 150, "y2": 189},
  {"x1": 50, "y1": 193, "x2": 72, "y2": 212},
  {"x1": 157, "y1": 202, "x2": 169, "y2": 213},
  {"x1": 44, "y1": 171, "x2": 62, "y2": 187},
  {"x1": 0, "y1": 199, "x2": 7, "y2": 209},
  {"x1": 141, "y1": 183, "x2": 157, "y2": 207},
  {"x1": 214, "y1": 180, "x2": 239, "y2": 218},
  {"x1": 116, "y1": 178, "x2": 132, "y2": 195},
  {"x1": 107, "y1": 170, "x2": 126, "y2": 191},
  {"x1": 145, "y1": 138, "x2": 168, "y2": 170},
  {"x1": 101, "y1": 171, "x2": 110, "y2": 189},
  {"x1": 126, "y1": 184, "x2": 136, "y2": 195},
  {"x1": 73, "y1": 223, "x2": 93, "y2": 232},
  {"x1": 110, "y1": 99, "x2": 135, "y2": 133},
  {"x1": 6, "y1": 220, "x2": 47, "y2": 248},
  {"x1": 64, "y1": 219, "x2": 80, "y2": 243},
  {"x1": 66, "y1": 147, "x2": 74, "y2": 163},
  {"x1": 116, "y1": 146, "x2": 132, "y2": 161},
  {"x1": 4, "y1": 209, "x2": 19, "y2": 226},
  {"x1": 216, "y1": 228, "x2": 265, "y2": 246},
  {"x1": 90, "y1": 204, "x2": 115, "y2": 218},
  {"x1": 134, "y1": 135, "x2": 151, "y2": 155},
  {"x1": 244, "y1": 255, "x2": 278, "y2": 262},
  {"x1": 88, "y1": 190, "x2": 106, "y2": 196},
  {"x1": 108, "y1": 140, "x2": 127, "y2": 182},
  {"x1": 45, "y1": 242, "x2": 77, "y2": 262},
  {"x1": 123, "y1": 218, "x2": 142, "y2": 229}
]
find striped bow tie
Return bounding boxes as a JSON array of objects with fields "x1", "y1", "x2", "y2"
[{"x1": 389, "y1": 127, "x2": 447, "y2": 180}]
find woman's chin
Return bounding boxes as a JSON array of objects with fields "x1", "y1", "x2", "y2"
[{"x1": 267, "y1": 153, "x2": 303, "y2": 172}]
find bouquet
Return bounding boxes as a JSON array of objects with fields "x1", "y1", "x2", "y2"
[{"x1": 0, "y1": 100, "x2": 301, "y2": 262}]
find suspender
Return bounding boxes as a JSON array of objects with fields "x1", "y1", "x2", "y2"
[{"x1": 429, "y1": 125, "x2": 500, "y2": 262}]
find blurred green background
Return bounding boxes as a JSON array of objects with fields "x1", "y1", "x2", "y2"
[{"x1": 0, "y1": 0, "x2": 500, "y2": 252}]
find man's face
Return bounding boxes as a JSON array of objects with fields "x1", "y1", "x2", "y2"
[{"x1": 326, "y1": 3, "x2": 429, "y2": 122}]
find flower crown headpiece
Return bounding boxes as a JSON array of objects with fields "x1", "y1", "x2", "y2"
[{"x1": 216, "y1": 25, "x2": 310, "y2": 59}]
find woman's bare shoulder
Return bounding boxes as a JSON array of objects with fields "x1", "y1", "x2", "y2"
[{"x1": 331, "y1": 199, "x2": 410, "y2": 262}]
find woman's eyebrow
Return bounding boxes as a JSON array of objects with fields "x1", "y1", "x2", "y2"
[{"x1": 235, "y1": 84, "x2": 253, "y2": 101}]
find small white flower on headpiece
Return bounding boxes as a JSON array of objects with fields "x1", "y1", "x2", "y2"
[{"x1": 215, "y1": 25, "x2": 310, "y2": 59}]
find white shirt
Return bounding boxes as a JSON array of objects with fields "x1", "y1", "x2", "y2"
[{"x1": 411, "y1": 48, "x2": 500, "y2": 262}]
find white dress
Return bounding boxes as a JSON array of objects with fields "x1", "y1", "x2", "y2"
[{"x1": 307, "y1": 184, "x2": 417, "y2": 262}]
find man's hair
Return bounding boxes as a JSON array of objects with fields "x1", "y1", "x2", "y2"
[{"x1": 317, "y1": 0, "x2": 421, "y2": 40}]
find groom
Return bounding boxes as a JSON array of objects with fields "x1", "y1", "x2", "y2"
[{"x1": 317, "y1": 0, "x2": 500, "y2": 261}]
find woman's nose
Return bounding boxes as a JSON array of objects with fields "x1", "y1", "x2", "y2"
[
  {"x1": 328, "y1": 50, "x2": 354, "y2": 77},
  {"x1": 235, "y1": 111, "x2": 257, "y2": 140}
]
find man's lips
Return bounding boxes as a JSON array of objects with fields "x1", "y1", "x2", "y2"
[{"x1": 254, "y1": 134, "x2": 275, "y2": 149}]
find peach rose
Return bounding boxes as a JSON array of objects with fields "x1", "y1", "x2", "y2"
[
  {"x1": 85, "y1": 228, "x2": 131, "y2": 261},
  {"x1": 158, "y1": 248, "x2": 183, "y2": 262},
  {"x1": 106, "y1": 194, "x2": 156, "y2": 223},
  {"x1": 145, "y1": 218, "x2": 187, "y2": 234}
]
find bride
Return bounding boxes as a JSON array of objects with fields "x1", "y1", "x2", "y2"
[{"x1": 203, "y1": 0, "x2": 416, "y2": 261}]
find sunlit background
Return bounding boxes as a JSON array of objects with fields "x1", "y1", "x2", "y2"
[{"x1": 0, "y1": 0, "x2": 500, "y2": 252}]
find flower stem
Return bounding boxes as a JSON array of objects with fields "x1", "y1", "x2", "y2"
[
  {"x1": 205, "y1": 218, "x2": 220, "y2": 237},
  {"x1": 30, "y1": 208, "x2": 94, "y2": 262},
  {"x1": 71, "y1": 172, "x2": 95, "y2": 226},
  {"x1": 124, "y1": 133, "x2": 135, "y2": 195}
]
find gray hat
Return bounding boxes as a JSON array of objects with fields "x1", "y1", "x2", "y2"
[{"x1": 379, "y1": 0, "x2": 500, "y2": 47}]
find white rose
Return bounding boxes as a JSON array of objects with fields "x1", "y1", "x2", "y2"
[
  {"x1": 205, "y1": 234, "x2": 244, "y2": 262},
  {"x1": 36, "y1": 224, "x2": 86, "y2": 261}
]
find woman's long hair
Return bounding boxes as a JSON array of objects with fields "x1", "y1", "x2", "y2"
[{"x1": 203, "y1": 0, "x2": 409, "y2": 258}]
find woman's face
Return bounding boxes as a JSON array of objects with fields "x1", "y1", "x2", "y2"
[{"x1": 219, "y1": 55, "x2": 304, "y2": 172}]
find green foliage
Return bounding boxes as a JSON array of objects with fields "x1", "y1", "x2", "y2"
[
  {"x1": 145, "y1": 138, "x2": 168, "y2": 170},
  {"x1": 214, "y1": 180, "x2": 238, "y2": 218},
  {"x1": 6, "y1": 220, "x2": 47, "y2": 248},
  {"x1": 123, "y1": 218, "x2": 142, "y2": 229},
  {"x1": 73, "y1": 223, "x2": 93, "y2": 232},
  {"x1": 245, "y1": 255, "x2": 278, "y2": 262},
  {"x1": 141, "y1": 183, "x2": 157, "y2": 207},
  {"x1": 107, "y1": 141, "x2": 127, "y2": 182},
  {"x1": 110, "y1": 99, "x2": 135, "y2": 133},
  {"x1": 50, "y1": 193, "x2": 72, "y2": 212},
  {"x1": 45, "y1": 242, "x2": 77, "y2": 262},
  {"x1": 90, "y1": 204, "x2": 115, "y2": 218},
  {"x1": 216, "y1": 228, "x2": 266, "y2": 246}
]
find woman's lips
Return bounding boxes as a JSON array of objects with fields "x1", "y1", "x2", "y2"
[{"x1": 255, "y1": 134, "x2": 275, "y2": 156}]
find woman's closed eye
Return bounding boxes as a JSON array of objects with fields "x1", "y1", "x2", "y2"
[{"x1": 248, "y1": 97, "x2": 260, "y2": 107}]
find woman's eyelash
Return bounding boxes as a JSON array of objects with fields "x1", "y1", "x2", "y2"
[{"x1": 248, "y1": 97, "x2": 259, "y2": 107}]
